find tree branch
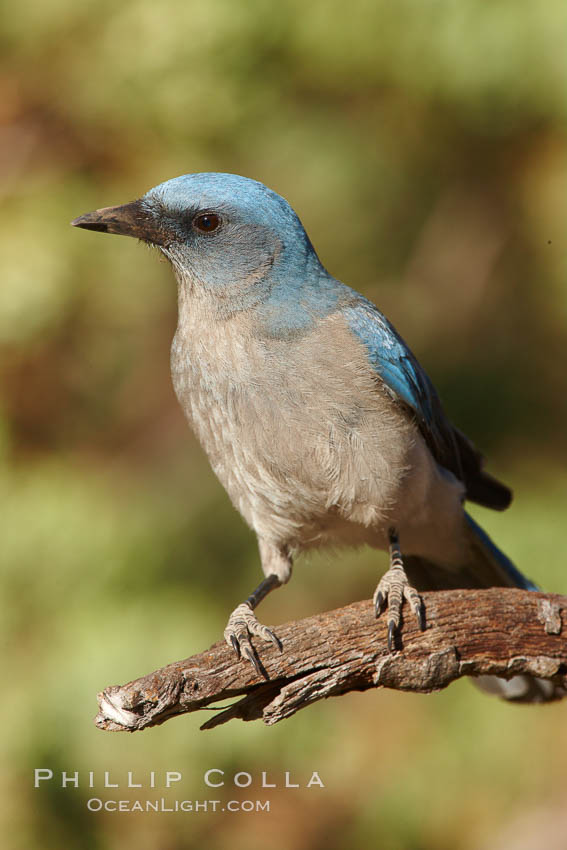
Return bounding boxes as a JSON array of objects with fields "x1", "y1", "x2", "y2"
[{"x1": 95, "y1": 589, "x2": 567, "y2": 732}]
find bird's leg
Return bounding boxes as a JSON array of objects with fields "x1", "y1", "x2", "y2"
[
  {"x1": 224, "y1": 542, "x2": 291, "y2": 677},
  {"x1": 224, "y1": 574, "x2": 283, "y2": 673},
  {"x1": 373, "y1": 527, "x2": 425, "y2": 651}
]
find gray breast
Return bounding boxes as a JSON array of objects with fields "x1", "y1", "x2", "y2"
[{"x1": 171, "y1": 309, "x2": 417, "y2": 548}]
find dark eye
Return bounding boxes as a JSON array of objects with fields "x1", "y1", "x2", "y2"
[{"x1": 192, "y1": 212, "x2": 221, "y2": 234}]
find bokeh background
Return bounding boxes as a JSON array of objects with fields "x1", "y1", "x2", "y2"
[{"x1": 2, "y1": 1, "x2": 567, "y2": 848}]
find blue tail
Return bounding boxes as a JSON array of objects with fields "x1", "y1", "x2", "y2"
[
  {"x1": 401, "y1": 512, "x2": 564, "y2": 701},
  {"x1": 440, "y1": 513, "x2": 562, "y2": 702},
  {"x1": 403, "y1": 513, "x2": 537, "y2": 592},
  {"x1": 464, "y1": 513, "x2": 538, "y2": 591}
]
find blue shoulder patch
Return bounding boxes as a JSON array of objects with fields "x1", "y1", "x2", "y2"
[
  {"x1": 344, "y1": 298, "x2": 512, "y2": 510},
  {"x1": 345, "y1": 298, "x2": 439, "y2": 428}
]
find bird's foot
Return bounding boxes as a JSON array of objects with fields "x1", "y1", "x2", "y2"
[
  {"x1": 224, "y1": 602, "x2": 282, "y2": 678},
  {"x1": 374, "y1": 530, "x2": 425, "y2": 650}
]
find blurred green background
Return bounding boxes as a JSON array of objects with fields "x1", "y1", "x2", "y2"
[{"x1": 2, "y1": 1, "x2": 567, "y2": 848}]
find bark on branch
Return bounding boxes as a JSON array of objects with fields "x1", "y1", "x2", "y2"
[{"x1": 95, "y1": 589, "x2": 567, "y2": 732}]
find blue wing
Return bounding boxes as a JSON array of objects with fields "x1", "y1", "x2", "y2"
[
  {"x1": 345, "y1": 298, "x2": 451, "y2": 455},
  {"x1": 344, "y1": 298, "x2": 511, "y2": 510}
]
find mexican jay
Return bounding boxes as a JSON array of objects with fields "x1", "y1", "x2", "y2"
[{"x1": 72, "y1": 172, "x2": 560, "y2": 701}]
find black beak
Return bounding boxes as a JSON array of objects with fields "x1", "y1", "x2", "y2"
[{"x1": 71, "y1": 199, "x2": 171, "y2": 246}]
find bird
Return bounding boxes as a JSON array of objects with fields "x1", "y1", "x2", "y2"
[{"x1": 72, "y1": 172, "x2": 562, "y2": 702}]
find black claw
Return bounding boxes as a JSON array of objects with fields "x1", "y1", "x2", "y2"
[
  {"x1": 267, "y1": 630, "x2": 283, "y2": 652},
  {"x1": 241, "y1": 644, "x2": 259, "y2": 671},
  {"x1": 242, "y1": 644, "x2": 261, "y2": 674},
  {"x1": 387, "y1": 620, "x2": 396, "y2": 652},
  {"x1": 418, "y1": 604, "x2": 426, "y2": 631},
  {"x1": 375, "y1": 592, "x2": 384, "y2": 617},
  {"x1": 230, "y1": 634, "x2": 241, "y2": 659},
  {"x1": 242, "y1": 645, "x2": 269, "y2": 680}
]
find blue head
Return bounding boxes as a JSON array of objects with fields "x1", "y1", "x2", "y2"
[
  {"x1": 72, "y1": 172, "x2": 355, "y2": 333},
  {"x1": 148, "y1": 173, "x2": 325, "y2": 299}
]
